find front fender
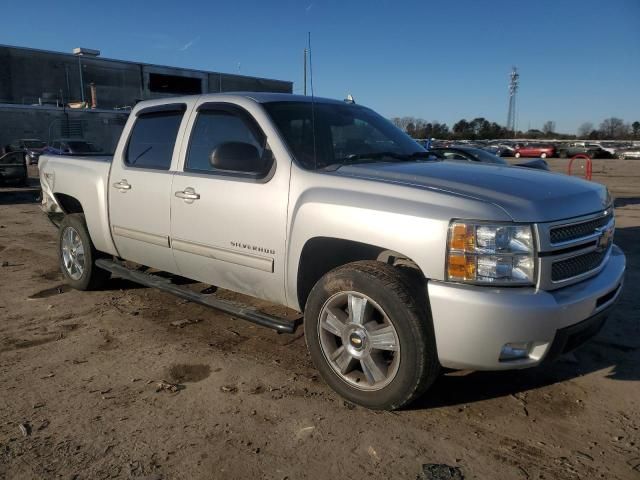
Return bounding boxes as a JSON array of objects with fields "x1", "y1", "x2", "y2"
[{"x1": 285, "y1": 174, "x2": 510, "y2": 310}]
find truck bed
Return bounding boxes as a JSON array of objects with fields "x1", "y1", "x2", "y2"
[{"x1": 39, "y1": 153, "x2": 118, "y2": 255}]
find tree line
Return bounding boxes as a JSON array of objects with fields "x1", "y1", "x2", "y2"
[{"x1": 390, "y1": 116, "x2": 640, "y2": 140}]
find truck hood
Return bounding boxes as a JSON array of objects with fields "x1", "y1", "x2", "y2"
[{"x1": 333, "y1": 161, "x2": 610, "y2": 222}]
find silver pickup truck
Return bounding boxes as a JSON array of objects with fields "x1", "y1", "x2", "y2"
[{"x1": 39, "y1": 93, "x2": 626, "y2": 410}]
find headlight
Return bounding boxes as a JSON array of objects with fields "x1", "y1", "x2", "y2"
[{"x1": 446, "y1": 221, "x2": 536, "y2": 285}]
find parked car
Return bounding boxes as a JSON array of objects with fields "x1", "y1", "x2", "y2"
[
  {"x1": 39, "y1": 93, "x2": 625, "y2": 410},
  {"x1": 484, "y1": 143, "x2": 515, "y2": 157},
  {"x1": 617, "y1": 147, "x2": 640, "y2": 159},
  {"x1": 0, "y1": 151, "x2": 28, "y2": 186},
  {"x1": 5, "y1": 138, "x2": 47, "y2": 164},
  {"x1": 514, "y1": 144, "x2": 556, "y2": 159},
  {"x1": 589, "y1": 142, "x2": 620, "y2": 158},
  {"x1": 556, "y1": 142, "x2": 606, "y2": 159},
  {"x1": 45, "y1": 139, "x2": 103, "y2": 156},
  {"x1": 430, "y1": 146, "x2": 549, "y2": 170}
]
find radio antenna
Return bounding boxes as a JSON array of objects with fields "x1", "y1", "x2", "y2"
[{"x1": 308, "y1": 31, "x2": 317, "y2": 170}]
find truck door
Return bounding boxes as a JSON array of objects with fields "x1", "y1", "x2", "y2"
[
  {"x1": 170, "y1": 101, "x2": 290, "y2": 305},
  {"x1": 108, "y1": 103, "x2": 189, "y2": 273}
]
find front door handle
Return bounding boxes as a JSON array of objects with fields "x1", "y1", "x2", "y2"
[
  {"x1": 112, "y1": 180, "x2": 131, "y2": 191},
  {"x1": 175, "y1": 187, "x2": 200, "y2": 202}
]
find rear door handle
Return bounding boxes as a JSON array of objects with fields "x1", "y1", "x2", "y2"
[
  {"x1": 175, "y1": 187, "x2": 200, "y2": 202},
  {"x1": 113, "y1": 180, "x2": 131, "y2": 191}
]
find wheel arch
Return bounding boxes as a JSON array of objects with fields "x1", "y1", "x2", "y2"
[
  {"x1": 54, "y1": 193, "x2": 85, "y2": 214},
  {"x1": 295, "y1": 236, "x2": 425, "y2": 312}
]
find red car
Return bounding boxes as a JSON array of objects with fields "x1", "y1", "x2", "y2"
[{"x1": 514, "y1": 144, "x2": 556, "y2": 159}]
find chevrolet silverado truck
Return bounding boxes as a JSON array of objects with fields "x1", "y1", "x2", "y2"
[{"x1": 39, "y1": 93, "x2": 626, "y2": 410}]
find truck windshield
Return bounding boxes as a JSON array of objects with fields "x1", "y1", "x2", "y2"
[{"x1": 263, "y1": 101, "x2": 427, "y2": 170}]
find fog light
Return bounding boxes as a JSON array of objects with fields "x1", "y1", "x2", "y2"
[{"x1": 500, "y1": 342, "x2": 532, "y2": 361}]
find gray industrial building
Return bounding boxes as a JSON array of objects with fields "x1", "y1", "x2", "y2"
[{"x1": 0, "y1": 44, "x2": 293, "y2": 151}]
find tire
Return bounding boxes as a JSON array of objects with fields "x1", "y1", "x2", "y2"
[
  {"x1": 58, "y1": 213, "x2": 110, "y2": 290},
  {"x1": 559, "y1": 150, "x2": 568, "y2": 159},
  {"x1": 540, "y1": 153, "x2": 547, "y2": 159},
  {"x1": 514, "y1": 152, "x2": 521, "y2": 158},
  {"x1": 304, "y1": 260, "x2": 440, "y2": 410}
]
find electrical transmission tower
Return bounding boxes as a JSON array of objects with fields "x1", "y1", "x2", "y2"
[{"x1": 506, "y1": 67, "x2": 519, "y2": 135}]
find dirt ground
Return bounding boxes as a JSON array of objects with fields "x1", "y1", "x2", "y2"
[{"x1": 0, "y1": 159, "x2": 638, "y2": 480}]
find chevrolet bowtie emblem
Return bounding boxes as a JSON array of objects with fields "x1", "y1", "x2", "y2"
[{"x1": 595, "y1": 225, "x2": 614, "y2": 252}]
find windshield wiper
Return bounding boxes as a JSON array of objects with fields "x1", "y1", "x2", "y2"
[
  {"x1": 321, "y1": 151, "x2": 436, "y2": 170},
  {"x1": 345, "y1": 151, "x2": 436, "y2": 162}
]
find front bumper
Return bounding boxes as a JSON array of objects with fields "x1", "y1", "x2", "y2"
[{"x1": 428, "y1": 245, "x2": 626, "y2": 370}]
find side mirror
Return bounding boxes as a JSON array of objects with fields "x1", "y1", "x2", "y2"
[{"x1": 209, "y1": 142, "x2": 265, "y2": 173}]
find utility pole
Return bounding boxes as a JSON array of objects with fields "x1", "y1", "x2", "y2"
[
  {"x1": 77, "y1": 55, "x2": 84, "y2": 103},
  {"x1": 303, "y1": 48, "x2": 308, "y2": 96},
  {"x1": 506, "y1": 66, "x2": 519, "y2": 136}
]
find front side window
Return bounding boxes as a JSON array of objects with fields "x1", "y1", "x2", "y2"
[
  {"x1": 125, "y1": 111, "x2": 183, "y2": 170},
  {"x1": 186, "y1": 109, "x2": 265, "y2": 173},
  {"x1": 263, "y1": 101, "x2": 424, "y2": 170}
]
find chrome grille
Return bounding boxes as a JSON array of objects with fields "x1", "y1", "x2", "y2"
[
  {"x1": 551, "y1": 249, "x2": 608, "y2": 282},
  {"x1": 537, "y1": 209, "x2": 614, "y2": 290},
  {"x1": 550, "y1": 212, "x2": 612, "y2": 244}
]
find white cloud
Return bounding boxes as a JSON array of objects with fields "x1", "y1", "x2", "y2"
[{"x1": 179, "y1": 36, "x2": 200, "y2": 51}]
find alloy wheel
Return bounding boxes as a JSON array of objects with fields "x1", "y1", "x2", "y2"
[
  {"x1": 318, "y1": 291, "x2": 400, "y2": 391},
  {"x1": 61, "y1": 226, "x2": 85, "y2": 281}
]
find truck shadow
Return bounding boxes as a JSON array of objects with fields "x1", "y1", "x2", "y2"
[{"x1": 413, "y1": 225, "x2": 640, "y2": 410}]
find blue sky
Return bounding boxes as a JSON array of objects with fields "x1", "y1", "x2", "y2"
[{"x1": 3, "y1": 0, "x2": 639, "y2": 133}]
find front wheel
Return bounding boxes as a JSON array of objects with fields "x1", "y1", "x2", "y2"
[
  {"x1": 58, "y1": 213, "x2": 110, "y2": 290},
  {"x1": 540, "y1": 152, "x2": 547, "y2": 159},
  {"x1": 304, "y1": 261, "x2": 439, "y2": 410},
  {"x1": 514, "y1": 152, "x2": 521, "y2": 158}
]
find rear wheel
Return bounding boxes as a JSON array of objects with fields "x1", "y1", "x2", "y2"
[
  {"x1": 304, "y1": 261, "x2": 439, "y2": 410},
  {"x1": 58, "y1": 214, "x2": 110, "y2": 290},
  {"x1": 540, "y1": 152, "x2": 547, "y2": 159},
  {"x1": 514, "y1": 152, "x2": 521, "y2": 158}
]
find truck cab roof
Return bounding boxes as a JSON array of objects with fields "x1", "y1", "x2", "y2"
[{"x1": 132, "y1": 92, "x2": 345, "y2": 111}]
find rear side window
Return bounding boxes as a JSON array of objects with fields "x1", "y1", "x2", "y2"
[
  {"x1": 125, "y1": 111, "x2": 183, "y2": 170},
  {"x1": 186, "y1": 110, "x2": 265, "y2": 173}
]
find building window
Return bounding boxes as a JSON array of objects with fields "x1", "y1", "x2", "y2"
[{"x1": 148, "y1": 73, "x2": 202, "y2": 95}]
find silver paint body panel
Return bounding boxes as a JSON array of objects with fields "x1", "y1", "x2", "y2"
[{"x1": 39, "y1": 92, "x2": 626, "y2": 371}]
